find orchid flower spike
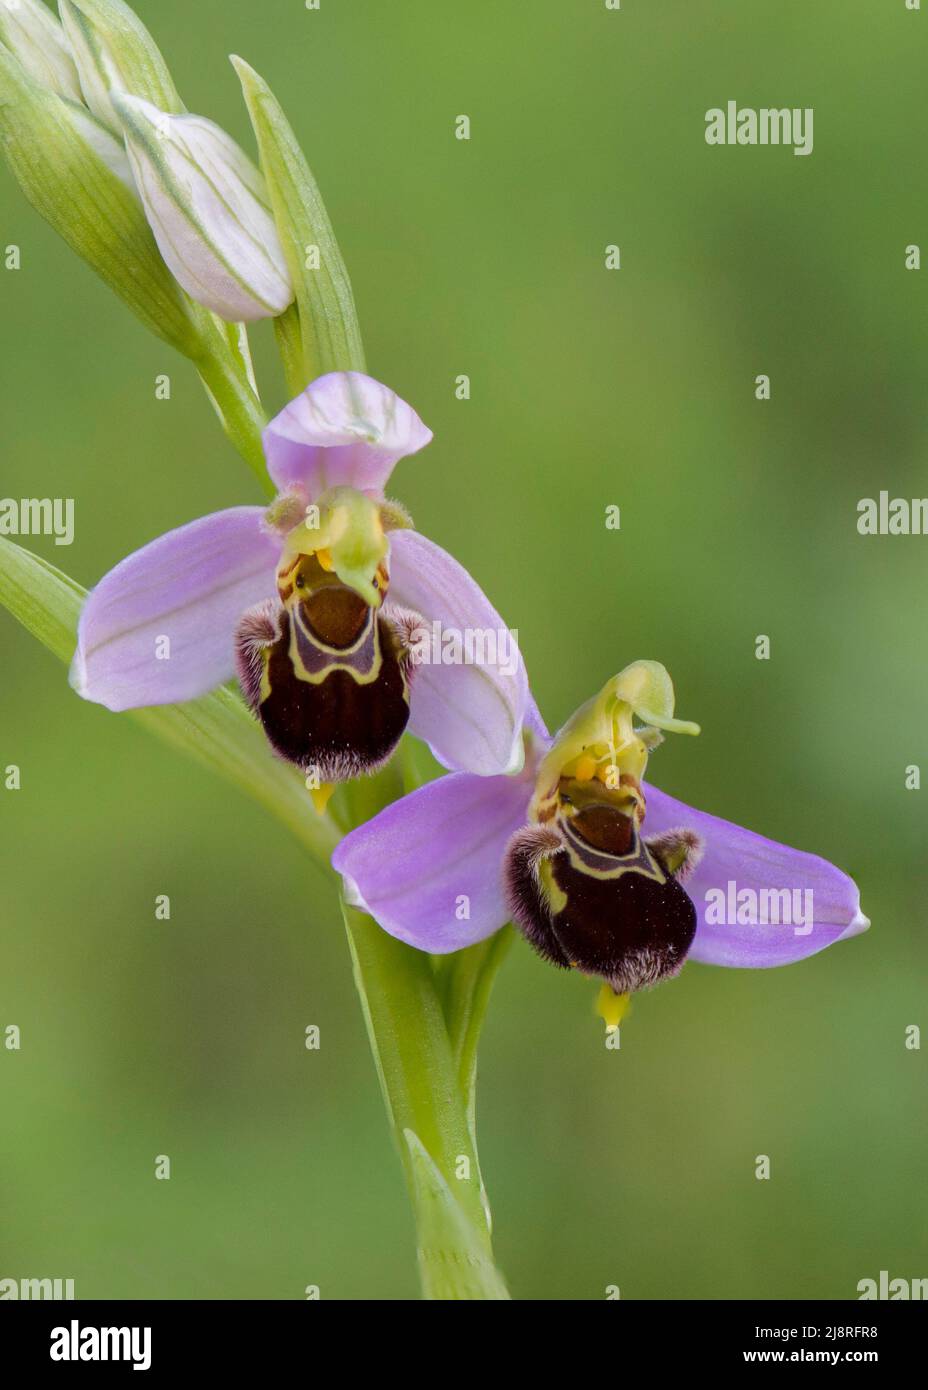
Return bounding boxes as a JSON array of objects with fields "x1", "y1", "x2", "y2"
[
  {"x1": 71, "y1": 372, "x2": 530, "y2": 791},
  {"x1": 333, "y1": 661, "x2": 869, "y2": 1026}
]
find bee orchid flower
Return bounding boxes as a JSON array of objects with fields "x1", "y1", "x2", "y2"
[
  {"x1": 71, "y1": 371, "x2": 530, "y2": 785},
  {"x1": 333, "y1": 661, "x2": 869, "y2": 1026}
]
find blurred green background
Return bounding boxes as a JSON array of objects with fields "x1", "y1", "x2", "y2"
[{"x1": 2, "y1": 0, "x2": 926, "y2": 1300}]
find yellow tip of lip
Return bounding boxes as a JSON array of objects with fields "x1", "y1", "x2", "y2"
[
  {"x1": 309, "y1": 783, "x2": 336, "y2": 815},
  {"x1": 595, "y1": 983, "x2": 630, "y2": 1032}
]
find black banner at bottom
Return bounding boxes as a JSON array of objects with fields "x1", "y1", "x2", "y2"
[{"x1": 1, "y1": 1298, "x2": 919, "y2": 1373}]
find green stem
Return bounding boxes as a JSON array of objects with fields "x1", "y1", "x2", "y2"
[
  {"x1": 196, "y1": 348, "x2": 271, "y2": 493},
  {"x1": 343, "y1": 905, "x2": 510, "y2": 1299},
  {"x1": 437, "y1": 928, "x2": 514, "y2": 1146}
]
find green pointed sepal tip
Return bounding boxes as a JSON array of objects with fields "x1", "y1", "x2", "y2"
[
  {"x1": 609, "y1": 660, "x2": 701, "y2": 737},
  {"x1": 534, "y1": 659, "x2": 699, "y2": 797}
]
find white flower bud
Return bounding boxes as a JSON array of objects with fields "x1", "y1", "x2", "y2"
[
  {"x1": 0, "y1": 0, "x2": 82, "y2": 101},
  {"x1": 113, "y1": 92, "x2": 294, "y2": 323}
]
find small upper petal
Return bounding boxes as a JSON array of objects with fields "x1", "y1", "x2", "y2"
[
  {"x1": 263, "y1": 371, "x2": 432, "y2": 497},
  {"x1": 389, "y1": 529, "x2": 529, "y2": 776},
  {"x1": 642, "y1": 783, "x2": 869, "y2": 968},
  {"x1": 332, "y1": 770, "x2": 530, "y2": 953},
  {"x1": 71, "y1": 507, "x2": 280, "y2": 711}
]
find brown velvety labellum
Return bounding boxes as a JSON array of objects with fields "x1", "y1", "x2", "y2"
[
  {"x1": 505, "y1": 801, "x2": 697, "y2": 995},
  {"x1": 547, "y1": 848, "x2": 696, "y2": 992},
  {"x1": 259, "y1": 610, "x2": 409, "y2": 780},
  {"x1": 235, "y1": 588, "x2": 411, "y2": 784}
]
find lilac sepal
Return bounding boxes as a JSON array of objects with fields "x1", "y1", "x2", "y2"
[
  {"x1": 332, "y1": 769, "x2": 532, "y2": 952},
  {"x1": 390, "y1": 529, "x2": 529, "y2": 776},
  {"x1": 643, "y1": 783, "x2": 869, "y2": 967},
  {"x1": 333, "y1": 756, "x2": 867, "y2": 966},
  {"x1": 70, "y1": 507, "x2": 279, "y2": 710}
]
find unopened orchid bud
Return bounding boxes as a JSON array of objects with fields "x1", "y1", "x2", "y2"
[
  {"x1": 113, "y1": 92, "x2": 294, "y2": 322},
  {"x1": 0, "y1": 0, "x2": 82, "y2": 101}
]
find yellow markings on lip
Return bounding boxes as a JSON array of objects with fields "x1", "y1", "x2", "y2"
[
  {"x1": 538, "y1": 857, "x2": 568, "y2": 915},
  {"x1": 316, "y1": 548, "x2": 334, "y2": 572},
  {"x1": 276, "y1": 554, "x2": 301, "y2": 603}
]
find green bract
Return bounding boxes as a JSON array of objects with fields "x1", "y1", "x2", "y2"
[
  {"x1": 0, "y1": 0, "x2": 82, "y2": 100},
  {"x1": 57, "y1": 0, "x2": 183, "y2": 133},
  {"x1": 233, "y1": 55, "x2": 366, "y2": 380},
  {"x1": 0, "y1": 43, "x2": 200, "y2": 354}
]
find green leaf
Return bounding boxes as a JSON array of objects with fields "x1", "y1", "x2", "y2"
[
  {"x1": 404, "y1": 1130, "x2": 510, "y2": 1300},
  {"x1": 0, "y1": 537, "x2": 335, "y2": 862},
  {"x1": 0, "y1": 538, "x2": 84, "y2": 664},
  {"x1": 232, "y1": 55, "x2": 366, "y2": 382}
]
